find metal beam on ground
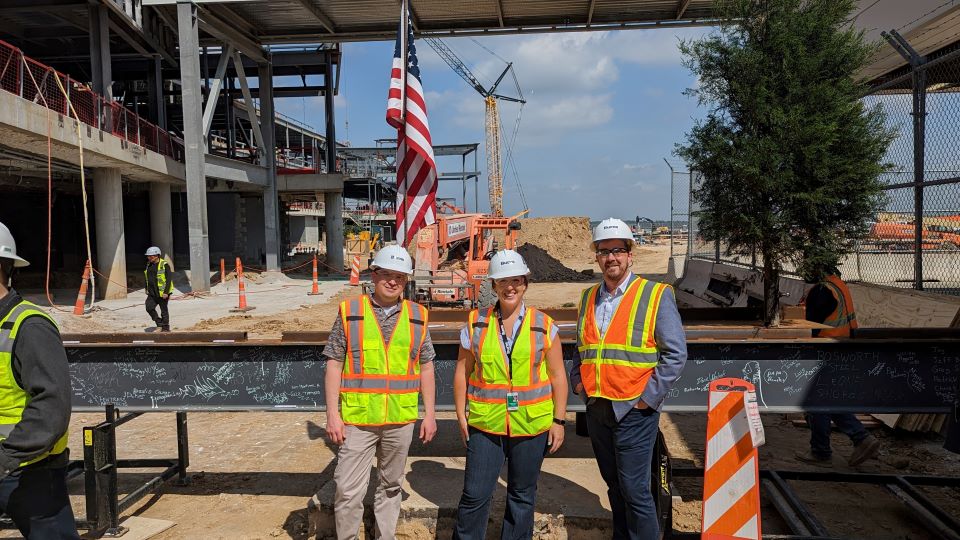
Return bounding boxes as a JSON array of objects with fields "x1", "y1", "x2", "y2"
[
  {"x1": 177, "y1": 1, "x2": 211, "y2": 292},
  {"x1": 201, "y1": 44, "x2": 234, "y2": 142}
]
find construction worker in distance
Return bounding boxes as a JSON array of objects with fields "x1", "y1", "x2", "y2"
[
  {"x1": 452, "y1": 249, "x2": 568, "y2": 540},
  {"x1": 144, "y1": 246, "x2": 172, "y2": 332},
  {"x1": 0, "y1": 222, "x2": 80, "y2": 539},
  {"x1": 569, "y1": 217, "x2": 687, "y2": 540},
  {"x1": 796, "y1": 263, "x2": 881, "y2": 467},
  {"x1": 322, "y1": 244, "x2": 437, "y2": 540}
]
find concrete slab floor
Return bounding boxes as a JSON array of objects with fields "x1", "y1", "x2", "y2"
[{"x1": 21, "y1": 272, "x2": 351, "y2": 334}]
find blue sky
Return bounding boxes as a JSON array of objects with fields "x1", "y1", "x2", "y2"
[{"x1": 275, "y1": 28, "x2": 711, "y2": 220}]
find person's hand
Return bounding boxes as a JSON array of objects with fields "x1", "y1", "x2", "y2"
[
  {"x1": 634, "y1": 400, "x2": 650, "y2": 410},
  {"x1": 458, "y1": 416, "x2": 470, "y2": 447},
  {"x1": 326, "y1": 413, "x2": 346, "y2": 445},
  {"x1": 547, "y1": 423, "x2": 565, "y2": 454},
  {"x1": 419, "y1": 415, "x2": 437, "y2": 444},
  {"x1": 575, "y1": 383, "x2": 584, "y2": 395}
]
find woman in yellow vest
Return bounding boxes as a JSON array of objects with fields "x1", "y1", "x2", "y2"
[{"x1": 452, "y1": 249, "x2": 568, "y2": 540}]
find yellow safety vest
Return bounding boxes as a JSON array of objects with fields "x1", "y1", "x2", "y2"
[
  {"x1": 144, "y1": 259, "x2": 168, "y2": 294},
  {"x1": 577, "y1": 276, "x2": 667, "y2": 401},
  {"x1": 338, "y1": 296, "x2": 428, "y2": 426},
  {"x1": 0, "y1": 300, "x2": 69, "y2": 468},
  {"x1": 466, "y1": 307, "x2": 555, "y2": 437}
]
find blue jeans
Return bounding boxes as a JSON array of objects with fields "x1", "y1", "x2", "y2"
[
  {"x1": 586, "y1": 399, "x2": 660, "y2": 540},
  {"x1": 806, "y1": 413, "x2": 869, "y2": 458},
  {"x1": 0, "y1": 465, "x2": 80, "y2": 539},
  {"x1": 453, "y1": 428, "x2": 548, "y2": 540}
]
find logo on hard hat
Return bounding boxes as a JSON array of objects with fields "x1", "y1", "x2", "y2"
[
  {"x1": 603, "y1": 225, "x2": 618, "y2": 230},
  {"x1": 500, "y1": 260, "x2": 513, "y2": 266}
]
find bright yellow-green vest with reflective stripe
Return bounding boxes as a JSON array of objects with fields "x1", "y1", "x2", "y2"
[
  {"x1": 338, "y1": 296, "x2": 428, "y2": 426},
  {"x1": 0, "y1": 300, "x2": 69, "y2": 468},
  {"x1": 466, "y1": 307, "x2": 555, "y2": 437},
  {"x1": 145, "y1": 259, "x2": 168, "y2": 295},
  {"x1": 577, "y1": 276, "x2": 667, "y2": 401}
]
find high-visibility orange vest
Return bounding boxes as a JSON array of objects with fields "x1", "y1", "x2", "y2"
[
  {"x1": 338, "y1": 296, "x2": 428, "y2": 426},
  {"x1": 577, "y1": 276, "x2": 669, "y2": 401},
  {"x1": 466, "y1": 306, "x2": 555, "y2": 436},
  {"x1": 817, "y1": 275, "x2": 858, "y2": 338}
]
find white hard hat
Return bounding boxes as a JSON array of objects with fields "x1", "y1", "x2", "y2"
[
  {"x1": 371, "y1": 245, "x2": 413, "y2": 275},
  {"x1": 145, "y1": 246, "x2": 162, "y2": 256},
  {"x1": 591, "y1": 218, "x2": 634, "y2": 250},
  {"x1": 488, "y1": 249, "x2": 530, "y2": 280},
  {"x1": 0, "y1": 222, "x2": 29, "y2": 268}
]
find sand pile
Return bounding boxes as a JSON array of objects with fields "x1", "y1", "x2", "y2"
[
  {"x1": 518, "y1": 217, "x2": 593, "y2": 260},
  {"x1": 518, "y1": 244, "x2": 593, "y2": 282}
]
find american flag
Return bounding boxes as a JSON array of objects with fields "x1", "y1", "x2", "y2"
[{"x1": 386, "y1": 4, "x2": 437, "y2": 247}]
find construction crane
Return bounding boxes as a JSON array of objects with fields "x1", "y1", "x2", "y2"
[{"x1": 424, "y1": 38, "x2": 524, "y2": 217}]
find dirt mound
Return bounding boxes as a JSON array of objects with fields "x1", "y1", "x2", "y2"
[
  {"x1": 518, "y1": 244, "x2": 593, "y2": 282},
  {"x1": 518, "y1": 217, "x2": 593, "y2": 260}
]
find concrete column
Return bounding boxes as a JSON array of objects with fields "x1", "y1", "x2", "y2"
[
  {"x1": 177, "y1": 2, "x2": 211, "y2": 291},
  {"x1": 150, "y1": 183, "x2": 174, "y2": 261},
  {"x1": 93, "y1": 168, "x2": 127, "y2": 300},
  {"x1": 325, "y1": 191, "x2": 344, "y2": 271},
  {"x1": 258, "y1": 62, "x2": 281, "y2": 271}
]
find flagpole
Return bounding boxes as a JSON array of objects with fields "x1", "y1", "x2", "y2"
[{"x1": 400, "y1": 0, "x2": 410, "y2": 246}]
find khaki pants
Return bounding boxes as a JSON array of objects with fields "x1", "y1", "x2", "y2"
[{"x1": 334, "y1": 423, "x2": 415, "y2": 540}]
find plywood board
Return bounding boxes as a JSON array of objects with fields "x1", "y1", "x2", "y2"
[
  {"x1": 116, "y1": 516, "x2": 176, "y2": 540},
  {"x1": 848, "y1": 283, "x2": 960, "y2": 328}
]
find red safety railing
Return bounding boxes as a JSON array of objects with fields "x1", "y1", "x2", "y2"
[{"x1": 0, "y1": 39, "x2": 184, "y2": 162}]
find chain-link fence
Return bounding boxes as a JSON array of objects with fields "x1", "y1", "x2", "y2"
[{"x1": 678, "y1": 41, "x2": 960, "y2": 295}]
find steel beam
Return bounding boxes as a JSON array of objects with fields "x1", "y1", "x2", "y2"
[
  {"x1": 177, "y1": 1, "x2": 212, "y2": 292},
  {"x1": 294, "y1": 0, "x2": 336, "y2": 33},
  {"x1": 232, "y1": 51, "x2": 266, "y2": 156},
  {"x1": 677, "y1": 0, "x2": 693, "y2": 19},
  {"x1": 202, "y1": 44, "x2": 234, "y2": 141},
  {"x1": 259, "y1": 61, "x2": 281, "y2": 272},
  {"x1": 88, "y1": 4, "x2": 113, "y2": 100},
  {"x1": 195, "y1": 5, "x2": 266, "y2": 64}
]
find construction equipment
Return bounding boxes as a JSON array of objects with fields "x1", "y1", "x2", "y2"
[
  {"x1": 412, "y1": 211, "x2": 525, "y2": 307},
  {"x1": 869, "y1": 222, "x2": 959, "y2": 250},
  {"x1": 425, "y1": 38, "x2": 524, "y2": 217}
]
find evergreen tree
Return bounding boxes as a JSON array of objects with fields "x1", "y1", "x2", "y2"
[{"x1": 677, "y1": 0, "x2": 894, "y2": 325}]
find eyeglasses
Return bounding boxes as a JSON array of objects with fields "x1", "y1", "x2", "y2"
[{"x1": 596, "y1": 247, "x2": 630, "y2": 257}]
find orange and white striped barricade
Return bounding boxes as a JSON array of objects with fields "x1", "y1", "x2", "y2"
[
  {"x1": 73, "y1": 260, "x2": 91, "y2": 315},
  {"x1": 349, "y1": 254, "x2": 361, "y2": 286},
  {"x1": 229, "y1": 257, "x2": 255, "y2": 312},
  {"x1": 702, "y1": 377, "x2": 764, "y2": 540},
  {"x1": 308, "y1": 254, "x2": 321, "y2": 295}
]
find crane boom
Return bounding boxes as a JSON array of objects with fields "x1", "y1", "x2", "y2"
[
  {"x1": 485, "y1": 95, "x2": 503, "y2": 217},
  {"x1": 424, "y1": 38, "x2": 486, "y2": 96}
]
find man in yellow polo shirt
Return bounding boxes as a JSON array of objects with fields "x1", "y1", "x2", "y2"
[{"x1": 322, "y1": 244, "x2": 437, "y2": 540}]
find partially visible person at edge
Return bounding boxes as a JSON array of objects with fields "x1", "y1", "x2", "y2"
[
  {"x1": 795, "y1": 264, "x2": 880, "y2": 467},
  {"x1": 452, "y1": 249, "x2": 569, "y2": 540},
  {"x1": 144, "y1": 246, "x2": 173, "y2": 332},
  {"x1": 569, "y1": 218, "x2": 688, "y2": 540},
  {"x1": 322, "y1": 244, "x2": 438, "y2": 540},
  {"x1": 0, "y1": 221, "x2": 80, "y2": 539}
]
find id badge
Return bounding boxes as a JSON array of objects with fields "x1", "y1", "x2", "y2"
[{"x1": 506, "y1": 392, "x2": 520, "y2": 411}]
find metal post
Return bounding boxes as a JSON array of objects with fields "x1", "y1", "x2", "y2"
[
  {"x1": 474, "y1": 150, "x2": 479, "y2": 213},
  {"x1": 912, "y1": 64, "x2": 927, "y2": 291},
  {"x1": 177, "y1": 1, "x2": 212, "y2": 291},
  {"x1": 462, "y1": 154, "x2": 467, "y2": 211},
  {"x1": 83, "y1": 426, "x2": 98, "y2": 526},
  {"x1": 324, "y1": 51, "x2": 337, "y2": 174},
  {"x1": 665, "y1": 159, "x2": 675, "y2": 258},
  {"x1": 176, "y1": 412, "x2": 190, "y2": 485},
  {"x1": 226, "y1": 76, "x2": 236, "y2": 158},
  {"x1": 259, "y1": 61, "x2": 280, "y2": 272}
]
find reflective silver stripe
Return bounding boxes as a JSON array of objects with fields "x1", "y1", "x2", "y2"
[
  {"x1": 576, "y1": 287, "x2": 594, "y2": 345},
  {"x1": 467, "y1": 384, "x2": 507, "y2": 400},
  {"x1": 0, "y1": 424, "x2": 14, "y2": 438},
  {"x1": 467, "y1": 384, "x2": 550, "y2": 402},
  {"x1": 584, "y1": 348, "x2": 659, "y2": 363},
  {"x1": 531, "y1": 311, "x2": 547, "y2": 382},
  {"x1": 471, "y1": 308, "x2": 493, "y2": 360},
  {"x1": 407, "y1": 302, "x2": 426, "y2": 371},
  {"x1": 345, "y1": 298, "x2": 363, "y2": 374},
  {"x1": 389, "y1": 378, "x2": 420, "y2": 391},
  {"x1": 629, "y1": 280, "x2": 655, "y2": 348},
  {"x1": 578, "y1": 348, "x2": 599, "y2": 360},
  {"x1": 341, "y1": 377, "x2": 387, "y2": 390},
  {"x1": 0, "y1": 302, "x2": 46, "y2": 353}
]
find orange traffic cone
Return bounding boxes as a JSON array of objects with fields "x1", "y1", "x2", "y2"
[
  {"x1": 229, "y1": 257, "x2": 255, "y2": 312},
  {"x1": 349, "y1": 255, "x2": 361, "y2": 286},
  {"x1": 73, "y1": 260, "x2": 90, "y2": 316},
  {"x1": 701, "y1": 377, "x2": 762, "y2": 540},
  {"x1": 308, "y1": 254, "x2": 321, "y2": 295}
]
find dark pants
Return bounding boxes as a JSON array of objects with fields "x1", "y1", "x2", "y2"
[
  {"x1": 586, "y1": 399, "x2": 661, "y2": 540},
  {"x1": 806, "y1": 413, "x2": 869, "y2": 458},
  {"x1": 453, "y1": 428, "x2": 548, "y2": 540},
  {"x1": 145, "y1": 295, "x2": 169, "y2": 328},
  {"x1": 0, "y1": 465, "x2": 79, "y2": 539}
]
